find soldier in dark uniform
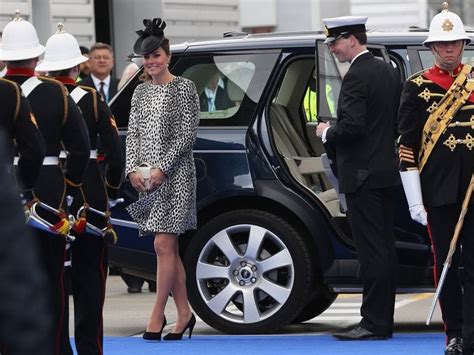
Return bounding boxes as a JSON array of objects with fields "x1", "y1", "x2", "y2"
[
  {"x1": 0, "y1": 13, "x2": 90, "y2": 355},
  {"x1": 0, "y1": 77, "x2": 45, "y2": 194},
  {"x1": 398, "y1": 5, "x2": 474, "y2": 355},
  {"x1": 37, "y1": 24, "x2": 124, "y2": 355},
  {"x1": 316, "y1": 16, "x2": 401, "y2": 340},
  {"x1": 0, "y1": 77, "x2": 49, "y2": 355}
]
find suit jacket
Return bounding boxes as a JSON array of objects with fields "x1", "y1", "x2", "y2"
[
  {"x1": 79, "y1": 75, "x2": 119, "y2": 103},
  {"x1": 199, "y1": 85, "x2": 234, "y2": 111},
  {"x1": 325, "y1": 52, "x2": 401, "y2": 194}
]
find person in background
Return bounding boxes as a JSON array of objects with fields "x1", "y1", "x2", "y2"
[
  {"x1": 0, "y1": 12, "x2": 90, "y2": 354},
  {"x1": 126, "y1": 18, "x2": 199, "y2": 341},
  {"x1": 36, "y1": 23, "x2": 125, "y2": 355},
  {"x1": 77, "y1": 45, "x2": 91, "y2": 82},
  {"x1": 398, "y1": 4, "x2": 474, "y2": 355},
  {"x1": 80, "y1": 42, "x2": 119, "y2": 103},
  {"x1": 199, "y1": 70, "x2": 234, "y2": 112},
  {"x1": 316, "y1": 15, "x2": 401, "y2": 340}
]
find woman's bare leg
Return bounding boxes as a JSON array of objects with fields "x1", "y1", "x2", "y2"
[
  {"x1": 170, "y1": 241, "x2": 192, "y2": 332},
  {"x1": 146, "y1": 232, "x2": 178, "y2": 332}
]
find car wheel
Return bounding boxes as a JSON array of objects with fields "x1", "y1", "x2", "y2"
[
  {"x1": 184, "y1": 209, "x2": 314, "y2": 333},
  {"x1": 291, "y1": 283, "x2": 337, "y2": 323}
]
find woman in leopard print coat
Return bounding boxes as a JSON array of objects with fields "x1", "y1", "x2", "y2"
[{"x1": 125, "y1": 20, "x2": 199, "y2": 341}]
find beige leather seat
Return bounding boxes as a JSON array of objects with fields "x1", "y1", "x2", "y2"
[{"x1": 269, "y1": 103, "x2": 345, "y2": 215}]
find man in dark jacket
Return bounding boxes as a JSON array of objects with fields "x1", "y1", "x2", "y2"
[
  {"x1": 80, "y1": 42, "x2": 119, "y2": 103},
  {"x1": 37, "y1": 24, "x2": 125, "y2": 355},
  {"x1": 398, "y1": 5, "x2": 474, "y2": 355},
  {"x1": 316, "y1": 15, "x2": 401, "y2": 340},
  {"x1": 0, "y1": 12, "x2": 90, "y2": 354}
]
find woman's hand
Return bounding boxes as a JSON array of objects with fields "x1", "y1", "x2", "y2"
[
  {"x1": 149, "y1": 168, "x2": 166, "y2": 190},
  {"x1": 128, "y1": 171, "x2": 147, "y2": 192}
]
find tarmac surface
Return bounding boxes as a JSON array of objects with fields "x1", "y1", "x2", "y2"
[{"x1": 69, "y1": 274, "x2": 445, "y2": 338}]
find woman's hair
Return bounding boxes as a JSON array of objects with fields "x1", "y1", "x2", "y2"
[{"x1": 139, "y1": 38, "x2": 170, "y2": 82}]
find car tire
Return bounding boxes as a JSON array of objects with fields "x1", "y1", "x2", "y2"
[
  {"x1": 291, "y1": 283, "x2": 337, "y2": 323},
  {"x1": 184, "y1": 209, "x2": 314, "y2": 334}
]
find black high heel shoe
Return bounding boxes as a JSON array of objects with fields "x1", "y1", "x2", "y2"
[
  {"x1": 163, "y1": 313, "x2": 196, "y2": 340},
  {"x1": 143, "y1": 316, "x2": 167, "y2": 341}
]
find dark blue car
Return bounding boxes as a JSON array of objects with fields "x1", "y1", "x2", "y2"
[{"x1": 108, "y1": 31, "x2": 474, "y2": 334}]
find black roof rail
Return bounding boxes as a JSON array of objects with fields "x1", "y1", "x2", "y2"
[
  {"x1": 223, "y1": 31, "x2": 248, "y2": 38},
  {"x1": 408, "y1": 26, "x2": 428, "y2": 32}
]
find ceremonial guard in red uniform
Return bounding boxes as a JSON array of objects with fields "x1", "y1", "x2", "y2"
[
  {"x1": 0, "y1": 12, "x2": 90, "y2": 355},
  {"x1": 398, "y1": 4, "x2": 474, "y2": 355},
  {"x1": 36, "y1": 24, "x2": 124, "y2": 355}
]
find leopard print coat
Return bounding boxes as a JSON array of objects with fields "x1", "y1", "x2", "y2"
[{"x1": 125, "y1": 77, "x2": 199, "y2": 236}]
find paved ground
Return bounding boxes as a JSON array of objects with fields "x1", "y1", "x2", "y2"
[{"x1": 69, "y1": 275, "x2": 445, "y2": 338}]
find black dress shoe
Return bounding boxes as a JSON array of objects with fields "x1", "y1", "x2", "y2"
[
  {"x1": 333, "y1": 326, "x2": 389, "y2": 341},
  {"x1": 445, "y1": 336, "x2": 462, "y2": 354}
]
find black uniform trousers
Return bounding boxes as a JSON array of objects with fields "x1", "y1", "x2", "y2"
[
  {"x1": 31, "y1": 165, "x2": 68, "y2": 355},
  {"x1": 61, "y1": 161, "x2": 108, "y2": 355},
  {"x1": 427, "y1": 202, "x2": 474, "y2": 350},
  {"x1": 345, "y1": 183, "x2": 397, "y2": 336}
]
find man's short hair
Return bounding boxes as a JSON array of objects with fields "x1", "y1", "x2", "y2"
[
  {"x1": 89, "y1": 42, "x2": 114, "y2": 55},
  {"x1": 352, "y1": 32, "x2": 367, "y2": 45}
]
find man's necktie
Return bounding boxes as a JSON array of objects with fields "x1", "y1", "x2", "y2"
[{"x1": 99, "y1": 81, "x2": 107, "y2": 103}]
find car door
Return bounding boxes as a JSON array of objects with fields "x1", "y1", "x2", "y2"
[{"x1": 314, "y1": 39, "x2": 432, "y2": 288}]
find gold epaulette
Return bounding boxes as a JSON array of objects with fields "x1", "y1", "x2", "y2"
[
  {"x1": 78, "y1": 85, "x2": 99, "y2": 121},
  {"x1": 0, "y1": 77, "x2": 21, "y2": 120},
  {"x1": 407, "y1": 69, "x2": 433, "y2": 87},
  {"x1": 38, "y1": 76, "x2": 69, "y2": 125}
]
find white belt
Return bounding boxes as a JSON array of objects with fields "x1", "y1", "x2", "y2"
[
  {"x1": 14, "y1": 156, "x2": 59, "y2": 166},
  {"x1": 59, "y1": 150, "x2": 98, "y2": 159}
]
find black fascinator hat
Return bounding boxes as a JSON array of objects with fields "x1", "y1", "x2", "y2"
[{"x1": 133, "y1": 18, "x2": 167, "y2": 55}]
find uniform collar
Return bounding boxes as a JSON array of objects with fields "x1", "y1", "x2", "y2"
[
  {"x1": 429, "y1": 63, "x2": 463, "y2": 77},
  {"x1": 5, "y1": 68, "x2": 35, "y2": 77},
  {"x1": 55, "y1": 76, "x2": 77, "y2": 85}
]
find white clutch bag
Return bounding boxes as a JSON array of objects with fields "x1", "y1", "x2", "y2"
[{"x1": 137, "y1": 163, "x2": 152, "y2": 190}]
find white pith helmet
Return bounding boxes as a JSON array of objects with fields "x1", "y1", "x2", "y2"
[
  {"x1": 35, "y1": 23, "x2": 88, "y2": 72},
  {"x1": 0, "y1": 10, "x2": 45, "y2": 61},
  {"x1": 423, "y1": 2, "x2": 471, "y2": 46}
]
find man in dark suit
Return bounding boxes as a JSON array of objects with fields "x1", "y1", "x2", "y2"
[
  {"x1": 199, "y1": 71, "x2": 234, "y2": 112},
  {"x1": 80, "y1": 42, "x2": 119, "y2": 103},
  {"x1": 316, "y1": 16, "x2": 401, "y2": 340}
]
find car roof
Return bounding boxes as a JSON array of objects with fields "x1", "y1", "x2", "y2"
[{"x1": 171, "y1": 30, "x2": 474, "y2": 53}]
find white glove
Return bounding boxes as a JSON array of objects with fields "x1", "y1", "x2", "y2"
[
  {"x1": 400, "y1": 170, "x2": 428, "y2": 226},
  {"x1": 408, "y1": 204, "x2": 428, "y2": 226}
]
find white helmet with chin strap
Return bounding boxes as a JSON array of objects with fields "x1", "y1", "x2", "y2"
[
  {"x1": 35, "y1": 23, "x2": 88, "y2": 72},
  {"x1": 0, "y1": 10, "x2": 45, "y2": 61},
  {"x1": 423, "y1": 2, "x2": 471, "y2": 46}
]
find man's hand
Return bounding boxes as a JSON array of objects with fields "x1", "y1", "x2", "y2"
[
  {"x1": 409, "y1": 204, "x2": 428, "y2": 226},
  {"x1": 316, "y1": 122, "x2": 330, "y2": 138}
]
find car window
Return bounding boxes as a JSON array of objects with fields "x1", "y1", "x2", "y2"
[{"x1": 172, "y1": 51, "x2": 280, "y2": 126}]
